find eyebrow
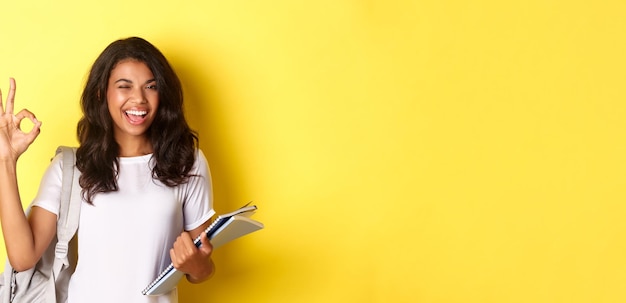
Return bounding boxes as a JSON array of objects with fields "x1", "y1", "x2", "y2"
[{"x1": 114, "y1": 78, "x2": 156, "y2": 84}]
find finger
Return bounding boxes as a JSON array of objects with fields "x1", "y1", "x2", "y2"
[
  {"x1": 198, "y1": 233, "x2": 213, "y2": 254},
  {"x1": 0, "y1": 79, "x2": 6, "y2": 114},
  {"x1": 173, "y1": 234, "x2": 193, "y2": 257},
  {"x1": 178, "y1": 232, "x2": 196, "y2": 251},
  {"x1": 15, "y1": 109, "x2": 35, "y2": 122},
  {"x1": 170, "y1": 248, "x2": 180, "y2": 268},
  {"x1": 25, "y1": 118, "x2": 42, "y2": 142},
  {"x1": 5, "y1": 78, "x2": 15, "y2": 115},
  {"x1": 15, "y1": 109, "x2": 38, "y2": 129},
  {"x1": 15, "y1": 109, "x2": 42, "y2": 141}
]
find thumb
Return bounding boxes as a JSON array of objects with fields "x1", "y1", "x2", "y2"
[
  {"x1": 198, "y1": 233, "x2": 213, "y2": 255},
  {"x1": 24, "y1": 118, "x2": 42, "y2": 142}
]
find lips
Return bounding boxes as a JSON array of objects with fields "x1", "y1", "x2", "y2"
[{"x1": 125, "y1": 109, "x2": 148, "y2": 125}]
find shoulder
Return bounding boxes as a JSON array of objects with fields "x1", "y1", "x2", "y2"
[
  {"x1": 195, "y1": 149, "x2": 208, "y2": 163},
  {"x1": 44, "y1": 146, "x2": 78, "y2": 191},
  {"x1": 48, "y1": 151, "x2": 65, "y2": 180},
  {"x1": 31, "y1": 150, "x2": 67, "y2": 215},
  {"x1": 192, "y1": 149, "x2": 210, "y2": 175}
]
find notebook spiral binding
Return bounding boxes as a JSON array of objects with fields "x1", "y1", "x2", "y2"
[{"x1": 141, "y1": 204, "x2": 256, "y2": 295}]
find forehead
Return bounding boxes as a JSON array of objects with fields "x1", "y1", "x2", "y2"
[{"x1": 109, "y1": 59, "x2": 154, "y2": 80}]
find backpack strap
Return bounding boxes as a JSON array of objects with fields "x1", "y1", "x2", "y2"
[{"x1": 52, "y1": 146, "x2": 81, "y2": 275}]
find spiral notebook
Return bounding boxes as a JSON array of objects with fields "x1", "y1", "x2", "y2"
[{"x1": 142, "y1": 204, "x2": 264, "y2": 296}]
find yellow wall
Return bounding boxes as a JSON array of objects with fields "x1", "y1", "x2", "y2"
[{"x1": 1, "y1": 0, "x2": 626, "y2": 302}]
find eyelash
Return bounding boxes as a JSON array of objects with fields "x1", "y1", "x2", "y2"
[{"x1": 117, "y1": 85, "x2": 157, "y2": 90}]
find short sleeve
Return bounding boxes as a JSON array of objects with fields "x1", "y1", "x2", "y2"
[
  {"x1": 30, "y1": 152, "x2": 65, "y2": 216},
  {"x1": 179, "y1": 149, "x2": 215, "y2": 231}
]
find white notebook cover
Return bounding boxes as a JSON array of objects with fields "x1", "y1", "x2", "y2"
[{"x1": 142, "y1": 206, "x2": 263, "y2": 296}]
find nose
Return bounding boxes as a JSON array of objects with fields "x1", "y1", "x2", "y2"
[{"x1": 130, "y1": 86, "x2": 147, "y2": 103}]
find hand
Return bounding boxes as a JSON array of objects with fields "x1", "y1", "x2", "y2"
[
  {"x1": 0, "y1": 78, "x2": 42, "y2": 162},
  {"x1": 170, "y1": 231, "x2": 214, "y2": 283}
]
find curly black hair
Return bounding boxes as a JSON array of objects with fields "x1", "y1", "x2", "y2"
[{"x1": 76, "y1": 37, "x2": 198, "y2": 204}]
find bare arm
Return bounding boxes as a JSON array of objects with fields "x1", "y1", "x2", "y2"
[{"x1": 0, "y1": 78, "x2": 53, "y2": 271}]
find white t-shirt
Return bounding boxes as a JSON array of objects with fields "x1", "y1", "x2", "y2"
[{"x1": 32, "y1": 149, "x2": 215, "y2": 303}]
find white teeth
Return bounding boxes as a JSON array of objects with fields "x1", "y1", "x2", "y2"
[{"x1": 126, "y1": 110, "x2": 147, "y2": 116}]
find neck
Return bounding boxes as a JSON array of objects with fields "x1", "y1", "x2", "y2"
[{"x1": 116, "y1": 137, "x2": 153, "y2": 157}]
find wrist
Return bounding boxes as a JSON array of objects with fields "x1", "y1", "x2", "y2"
[
  {"x1": 186, "y1": 258, "x2": 215, "y2": 284},
  {"x1": 0, "y1": 160, "x2": 17, "y2": 174}
]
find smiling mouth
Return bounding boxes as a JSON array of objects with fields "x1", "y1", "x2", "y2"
[
  {"x1": 126, "y1": 110, "x2": 147, "y2": 117},
  {"x1": 125, "y1": 110, "x2": 148, "y2": 124}
]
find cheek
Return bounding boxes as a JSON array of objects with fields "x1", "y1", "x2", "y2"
[
  {"x1": 149, "y1": 93, "x2": 160, "y2": 110},
  {"x1": 106, "y1": 93, "x2": 124, "y2": 116},
  {"x1": 106, "y1": 91, "x2": 118, "y2": 106}
]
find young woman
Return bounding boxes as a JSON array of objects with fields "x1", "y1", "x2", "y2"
[{"x1": 0, "y1": 37, "x2": 215, "y2": 302}]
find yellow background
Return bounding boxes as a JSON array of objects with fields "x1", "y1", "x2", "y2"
[{"x1": 1, "y1": 0, "x2": 626, "y2": 302}]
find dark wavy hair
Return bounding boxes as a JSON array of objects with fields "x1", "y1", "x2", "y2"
[{"x1": 76, "y1": 37, "x2": 198, "y2": 204}]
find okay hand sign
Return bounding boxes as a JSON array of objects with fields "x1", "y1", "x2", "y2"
[{"x1": 0, "y1": 78, "x2": 42, "y2": 162}]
